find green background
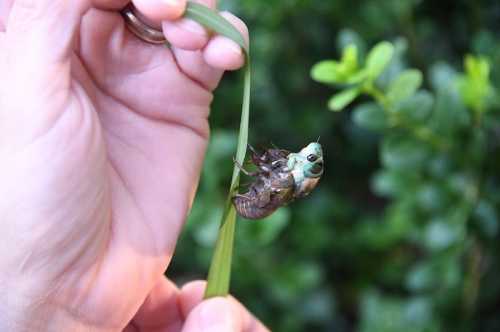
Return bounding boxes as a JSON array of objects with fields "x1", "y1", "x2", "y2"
[{"x1": 169, "y1": 0, "x2": 500, "y2": 331}]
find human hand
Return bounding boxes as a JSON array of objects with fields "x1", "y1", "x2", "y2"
[
  {"x1": 125, "y1": 280, "x2": 268, "y2": 332},
  {"x1": 0, "y1": 0, "x2": 261, "y2": 330}
]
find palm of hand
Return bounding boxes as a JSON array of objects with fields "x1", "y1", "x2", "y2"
[{"x1": 0, "y1": 6, "x2": 242, "y2": 329}]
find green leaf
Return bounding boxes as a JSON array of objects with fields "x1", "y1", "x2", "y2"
[
  {"x1": 337, "y1": 29, "x2": 366, "y2": 58},
  {"x1": 465, "y1": 54, "x2": 490, "y2": 81},
  {"x1": 352, "y1": 102, "x2": 387, "y2": 130},
  {"x1": 340, "y1": 44, "x2": 358, "y2": 73},
  {"x1": 386, "y1": 69, "x2": 423, "y2": 105},
  {"x1": 360, "y1": 291, "x2": 437, "y2": 332},
  {"x1": 416, "y1": 184, "x2": 446, "y2": 212},
  {"x1": 346, "y1": 69, "x2": 369, "y2": 84},
  {"x1": 432, "y1": 87, "x2": 470, "y2": 135},
  {"x1": 311, "y1": 45, "x2": 359, "y2": 84},
  {"x1": 381, "y1": 136, "x2": 430, "y2": 171},
  {"x1": 457, "y1": 54, "x2": 494, "y2": 113},
  {"x1": 406, "y1": 262, "x2": 435, "y2": 292},
  {"x1": 375, "y1": 38, "x2": 407, "y2": 89},
  {"x1": 425, "y1": 219, "x2": 463, "y2": 251},
  {"x1": 327, "y1": 88, "x2": 360, "y2": 111},
  {"x1": 365, "y1": 41, "x2": 394, "y2": 79},
  {"x1": 185, "y1": 1, "x2": 250, "y2": 299},
  {"x1": 371, "y1": 170, "x2": 417, "y2": 197},
  {"x1": 310, "y1": 60, "x2": 344, "y2": 84},
  {"x1": 474, "y1": 200, "x2": 499, "y2": 238},
  {"x1": 429, "y1": 62, "x2": 458, "y2": 91},
  {"x1": 394, "y1": 91, "x2": 434, "y2": 124}
]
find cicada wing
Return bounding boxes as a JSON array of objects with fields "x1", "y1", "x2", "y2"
[
  {"x1": 248, "y1": 143, "x2": 290, "y2": 164},
  {"x1": 268, "y1": 171, "x2": 295, "y2": 202}
]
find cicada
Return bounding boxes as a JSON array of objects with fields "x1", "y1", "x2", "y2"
[{"x1": 232, "y1": 142, "x2": 324, "y2": 219}]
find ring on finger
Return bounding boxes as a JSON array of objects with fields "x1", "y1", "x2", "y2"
[{"x1": 120, "y1": 4, "x2": 166, "y2": 45}]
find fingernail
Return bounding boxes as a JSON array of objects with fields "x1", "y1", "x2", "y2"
[
  {"x1": 162, "y1": 0, "x2": 186, "y2": 20},
  {"x1": 220, "y1": 37, "x2": 243, "y2": 56},
  {"x1": 199, "y1": 298, "x2": 235, "y2": 332}
]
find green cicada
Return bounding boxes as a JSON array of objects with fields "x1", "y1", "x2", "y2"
[{"x1": 232, "y1": 142, "x2": 324, "y2": 219}]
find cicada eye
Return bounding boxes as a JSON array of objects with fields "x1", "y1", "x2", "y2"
[{"x1": 307, "y1": 154, "x2": 318, "y2": 162}]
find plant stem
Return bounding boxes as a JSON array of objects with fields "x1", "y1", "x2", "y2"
[{"x1": 363, "y1": 83, "x2": 389, "y2": 109}]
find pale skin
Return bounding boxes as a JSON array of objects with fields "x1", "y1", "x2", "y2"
[{"x1": 0, "y1": 0, "x2": 268, "y2": 331}]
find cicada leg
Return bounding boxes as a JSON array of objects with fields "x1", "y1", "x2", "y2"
[
  {"x1": 233, "y1": 157, "x2": 259, "y2": 177},
  {"x1": 233, "y1": 181, "x2": 254, "y2": 195},
  {"x1": 248, "y1": 144, "x2": 260, "y2": 156},
  {"x1": 249, "y1": 144, "x2": 269, "y2": 166},
  {"x1": 258, "y1": 164, "x2": 273, "y2": 173},
  {"x1": 271, "y1": 159, "x2": 288, "y2": 170},
  {"x1": 238, "y1": 181, "x2": 252, "y2": 188},
  {"x1": 234, "y1": 193, "x2": 253, "y2": 200}
]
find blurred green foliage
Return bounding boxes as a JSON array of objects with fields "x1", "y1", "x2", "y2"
[{"x1": 169, "y1": 0, "x2": 500, "y2": 331}]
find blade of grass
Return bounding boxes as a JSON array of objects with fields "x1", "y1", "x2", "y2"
[
  {"x1": 185, "y1": 2, "x2": 248, "y2": 52},
  {"x1": 184, "y1": 1, "x2": 251, "y2": 299}
]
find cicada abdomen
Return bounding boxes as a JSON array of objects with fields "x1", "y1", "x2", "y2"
[{"x1": 232, "y1": 169, "x2": 295, "y2": 220}]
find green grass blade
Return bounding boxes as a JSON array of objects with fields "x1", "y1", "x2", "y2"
[
  {"x1": 184, "y1": 1, "x2": 251, "y2": 299},
  {"x1": 185, "y1": 2, "x2": 248, "y2": 52},
  {"x1": 204, "y1": 201, "x2": 237, "y2": 297},
  {"x1": 205, "y1": 63, "x2": 250, "y2": 298}
]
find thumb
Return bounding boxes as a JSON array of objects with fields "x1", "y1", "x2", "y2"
[{"x1": 181, "y1": 297, "x2": 240, "y2": 332}]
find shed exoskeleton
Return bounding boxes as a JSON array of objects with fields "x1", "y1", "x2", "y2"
[{"x1": 232, "y1": 142, "x2": 324, "y2": 219}]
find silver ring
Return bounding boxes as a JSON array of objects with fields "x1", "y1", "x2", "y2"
[{"x1": 121, "y1": 4, "x2": 166, "y2": 44}]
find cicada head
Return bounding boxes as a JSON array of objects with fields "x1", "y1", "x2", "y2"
[
  {"x1": 290, "y1": 142, "x2": 324, "y2": 198},
  {"x1": 299, "y1": 142, "x2": 324, "y2": 178}
]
